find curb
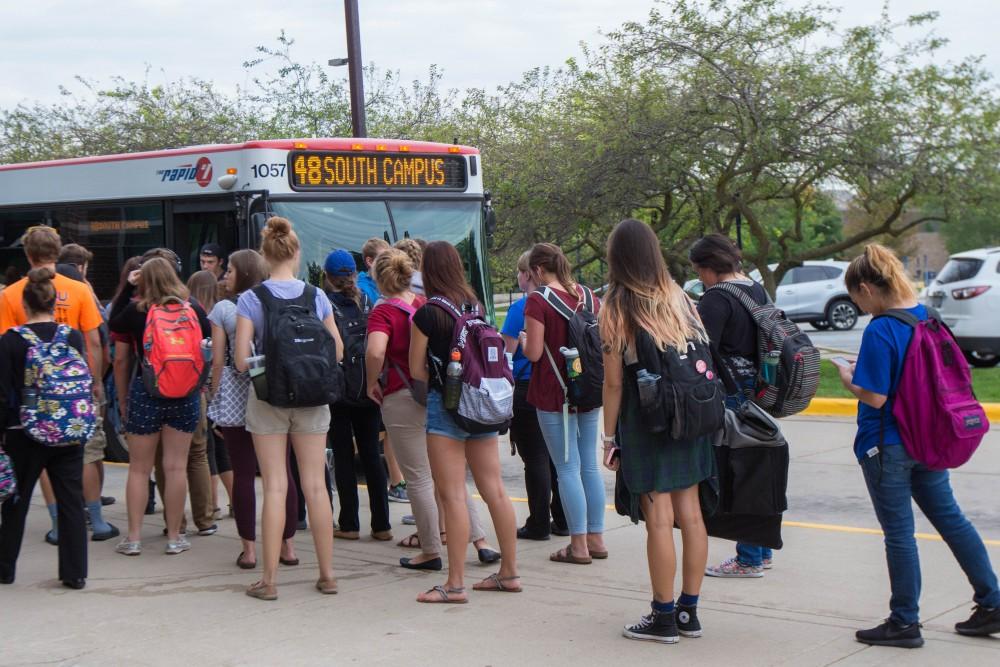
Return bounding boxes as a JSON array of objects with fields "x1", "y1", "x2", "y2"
[{"x1": 804, "y1": 398, "x2": 1000, "y2": 421}]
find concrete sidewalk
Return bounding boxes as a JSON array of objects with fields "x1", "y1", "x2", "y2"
[{"x1": 2, "y1": 417, "x2": 999, "y2": 666}]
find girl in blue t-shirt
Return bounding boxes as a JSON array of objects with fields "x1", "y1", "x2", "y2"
[{"x1": 838, "y1": 244, "x2": 1000, "y2": 647}]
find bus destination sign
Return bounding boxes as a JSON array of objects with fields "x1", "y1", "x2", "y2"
[{"x1": 288, "y1": 151, "x2": 467, "y2": 191}]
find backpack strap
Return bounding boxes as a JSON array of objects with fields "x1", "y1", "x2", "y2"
[
  {"x1": 879, "y1": 309, "x2": 922, "y2": 328},
  {"x1": 383, "y1": 297, "x2": 417, "y2": 319},
  {"x1": 13, "y1": 326, "x2": 41, "y2": 347},
  {"x1": 707, "y1": 281, "x2": 766, "y2": 315},
  {"x1": 535, "y1": 287, "x2": 578, "y2": 321},
  {"x1": 427, "y1": 296, "x2": 466, "y2": 320}
]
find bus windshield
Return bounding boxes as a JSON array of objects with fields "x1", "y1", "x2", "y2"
[{"x1": 269, "y1": 199, "x2": 491, "y2": 312}]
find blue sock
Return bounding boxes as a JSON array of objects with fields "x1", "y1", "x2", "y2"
[
  {"x1": 678, "y1": 592, "x2": 699, "y2": 608},
  {"x1": 652, "y1": 599, "x2": 675, "y2": 614},
  {"x1": 86, "y1": 500, "x2": 111, "y2": 533},
  {"x1": 46, "y1": 503, "x2": 59, "y2": 540}
]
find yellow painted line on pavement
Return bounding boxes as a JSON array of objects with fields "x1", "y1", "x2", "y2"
[{"x1": 804, "y1": 397, "x2": 1000, "y2": 421}]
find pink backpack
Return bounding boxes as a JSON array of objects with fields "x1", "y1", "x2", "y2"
[{"x1": 883, "y1": 309, "x2": 989, "y2": 469}]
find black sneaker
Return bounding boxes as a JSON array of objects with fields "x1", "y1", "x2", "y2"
[
  {"x1": 623, "y1": 609, "x2": 679, "y2": 644},
  {"x1": 955, "y1": 605, "x2": 1000, "y2": 637},
  {"x1": 550, "y1": 522, "x2": 570, "y2": 537},
  {"x1": 676, "y1": 604, "x2": 702, "y2": 638},
  {"x1": 855, "y1": 619, "x2": 924, "y2": 648}
]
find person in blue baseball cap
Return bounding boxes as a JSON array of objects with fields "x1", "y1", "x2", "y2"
[{"x1": 322, "y1": 248, "x2": 392, "y2": 542}]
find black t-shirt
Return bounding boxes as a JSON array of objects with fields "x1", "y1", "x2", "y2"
[
  {"x1": 0, "y1": 322, "x2": 86, "y2": 429},
  {"x1": 696, "y1": 280, "x2": 769, "y2": 361},
  {"x1": 412, "y1": 302, "x2": 460, "y2": 391},
  {"x1": 108, "y1": 283, "x2": 211, "y2": 362}
]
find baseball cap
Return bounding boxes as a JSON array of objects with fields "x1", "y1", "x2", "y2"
[
  {"x1": 200, "y1": 243, "x2": 223, "y2": 258},
  {"x1": 324, "y1": 249, "x2": 357, "y2": 277}
]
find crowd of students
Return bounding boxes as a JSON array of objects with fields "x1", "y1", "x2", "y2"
[{"x1": 0, "y1": 218, "x2": 998, "y2": 646}]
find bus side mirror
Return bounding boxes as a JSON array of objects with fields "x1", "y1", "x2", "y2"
[{"x1": 484, "y1": 190, "x2": 497, "y2": 243}]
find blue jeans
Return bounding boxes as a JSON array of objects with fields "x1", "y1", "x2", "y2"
[
  {"x1": 536, "y1": 408, "x2": 604, "y2": 535},
  {"x1": 725, "y1": 376, "x2": 770, "y2": 566},
  {"x1": 861, "y1": 444, "x2": 1000, "y2": 625}
]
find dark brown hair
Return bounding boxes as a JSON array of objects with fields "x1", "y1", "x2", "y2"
[
  {"x1": 528, "y1": 243, "x2": 577, "y2": 297},
  {"x1": 58, "y1": 243, "x2": 93, "y2": 268},
  {"x1": 228, "y1": 249, "x2": 269, "y2": 295},
  {"x1": 23, "y1": 267, "x2": 57, "y2": 314},
  {"x1": 23, "y1": 227, "x2": 61, "y2": 265},
  {"x1": 422, "y1": 241, "x2": 478, "y2": 308},
  {"x1": 260, "y1": 216, "x2": 299, "y2": 263},
  {"x1": 689, "y1": 233, "x2": 742, "y2": 274},
  {"x1": 114, "y1": 256, "x2": 142, "y2": 302},
  {"x1": 325, "y1": 274, "x2": 362, "y2": 307}
]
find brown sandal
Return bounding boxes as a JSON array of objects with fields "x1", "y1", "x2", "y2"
[
  {"x1": 316, "y1": 578, "x2": 339, "y2": 595},
  {"x1": 417, "y1": 585, "x2": 467, "y2": 604},
  {"x1": 245, "y1": 581, "x2": 277, "y2": 601},
  {"x1": 472, "y1": 573, "x2": 522, "y2": 593},
  {"x1": 397, "y1": 533, "x2": 421, "y2": 548},
  {"x1": 550, "y1": 545, "x2": 592, "y2": 565}
]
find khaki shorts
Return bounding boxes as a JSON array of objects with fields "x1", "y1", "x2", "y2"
[
  {"x1": 245, "y1": 394, "x2": 330, "y2": 436},
  {"x1": 83, "y1": 414, "x2": 106, "y2": 465}
]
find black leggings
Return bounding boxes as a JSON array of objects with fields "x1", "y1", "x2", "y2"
[
  {"x1": 0, "y1": 430, "x2": 86, "y2": 582},
  {"x1": 206, "y1": 420, "x2": 232, "y2": 476}
]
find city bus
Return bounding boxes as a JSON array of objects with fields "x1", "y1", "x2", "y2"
[{"x1": 0, "y1": 138, "x2": 497, "y2": 315}]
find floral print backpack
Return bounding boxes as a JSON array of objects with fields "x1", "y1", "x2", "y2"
[{"x1": 14, "y1": 325, "x2": 96, "y2": 446}]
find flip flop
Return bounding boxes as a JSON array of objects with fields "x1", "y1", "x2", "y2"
[
  {"x1": 245, "y1": 581, "x2": 277, "y2": 601},
  {"x1": 279, "y1": 556, "x2": 299, "y2": 566},
  {"x1": 417, "y1": 585, "x2": 468, "y2": 604},
  {"x1": 472, "y1": 573, "x2": 522, "y2": 593},
  {"x1": 236, "y1": 552, "x2": 256, "y2": 569},
  {"x1": 550, "y1": 545, "x2": 592, "y2": 565}
]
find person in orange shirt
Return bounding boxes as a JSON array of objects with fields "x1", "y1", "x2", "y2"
[{"x1": 0, "y1": 227, "x2": 110, "y2": 543}]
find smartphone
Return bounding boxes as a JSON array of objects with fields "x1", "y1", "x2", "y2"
[
  {"x1": 830, "y1": 356, "x2": 853, "y2": 368},
  {"x1": 604, "y1": 447, "x2": 621, "y2": 467}
]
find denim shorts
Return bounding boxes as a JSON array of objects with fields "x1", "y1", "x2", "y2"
[
  {"x1": 126, "y1": 378, "x2": 200, "y2": 435},
  {"x1": 425, "y1": 390, "x2": 496, "y2": 441}
]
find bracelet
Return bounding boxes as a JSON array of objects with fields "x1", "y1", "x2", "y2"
[{"x1": 600, "y1": 433, "x2": 616, "y2": 444}]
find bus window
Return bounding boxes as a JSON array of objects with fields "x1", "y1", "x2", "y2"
[
  {"x1": 55, "y1": 204, "x2": 165, "y2": 300},
  {"x1": 0, "y1": 209, "x2": 48, "y2": 288},
  {"x1": 268, "y1": 201, "x2": 393, "y2": 286},
  {"x1": 388, "y1": 200, "x2": 488, "y2": 305}
]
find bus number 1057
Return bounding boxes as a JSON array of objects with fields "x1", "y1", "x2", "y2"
[{"x1": 251, "y1": 163, "x2": 287, "y2": 178}]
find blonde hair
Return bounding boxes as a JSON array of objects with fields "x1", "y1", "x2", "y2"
[
  {"x1": 394, "y1": 238, "x2": 423, "y2": 270},
  {"x1": 373, "y1": 249, "x2": 413, "y2": 296},
  {"x1": 516, "y1": 250, "x2": 531, "y2": 274},
  {"x1": 599, "y1": 219, "x2": 707, "y2": 354},
  {"x1": 187, "y1": 270, "x2": 218, "y2": 312},
  {"x1": 845, "y1": 243, "x2": 916, "y2": 302},
  {"x1": 138, "y1": 257, "x2": 189, "y2": 311},
  {"x1": 362, "y1": 237, "x2": 390, "y2": 261},
  {"x1": 260, "y1": 216, "x2": 299, "y2": 263}
]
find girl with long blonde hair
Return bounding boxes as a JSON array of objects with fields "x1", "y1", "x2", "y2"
[{"x1": 600, "y1": 219, "x2": 714, "y2": 644}]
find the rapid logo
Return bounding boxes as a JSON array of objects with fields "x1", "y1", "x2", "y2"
[{"x1": 157, "y1": 156, "x2": 213, "y2": 188}]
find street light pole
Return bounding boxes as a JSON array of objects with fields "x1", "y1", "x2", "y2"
[{"x1": 344, "y1": 0, "x2": 367, "y2": 138}]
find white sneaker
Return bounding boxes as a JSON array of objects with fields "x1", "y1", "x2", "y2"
[{"x1": 165, "y1": 536, "x2": 192, "y2": 555}]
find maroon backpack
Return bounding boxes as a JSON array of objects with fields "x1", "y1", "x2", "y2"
[
  {"x1": 428, "y1": 297, "x2": 514, "y2": 434},
  {"x1": 882, "y1": 309, "x2": 989, "y2": 469}
]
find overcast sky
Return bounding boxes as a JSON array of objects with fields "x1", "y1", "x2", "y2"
[{"x1": 1, "y1": 0, "x2": 997, "y2": 111}]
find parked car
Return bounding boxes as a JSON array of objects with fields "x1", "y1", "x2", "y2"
[
  {"x1": 923, "y1": 247, "x2": 1000, "y2": 367},
  {"x1": 686, "y1": 261, "x2": 860, "y2": 330}
]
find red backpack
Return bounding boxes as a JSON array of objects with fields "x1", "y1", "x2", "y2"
[{"x1": 141, "y1": 299, "x2": 207, "y2": 399}]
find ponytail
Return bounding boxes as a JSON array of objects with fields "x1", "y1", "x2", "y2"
[
  {"x1": 845, "y1": 243, "x2": 916, "y2": 301},
  {"x1": 528, "y1": 243, "x2": 577, "y2": 295}
]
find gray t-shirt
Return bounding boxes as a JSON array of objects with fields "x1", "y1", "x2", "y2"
[
  {"x1": 236, "y1": 279, "x2": 333, "y2": 351},
  {"x1": 208, "y1": 298, "x2": 238, "y2": 363}
]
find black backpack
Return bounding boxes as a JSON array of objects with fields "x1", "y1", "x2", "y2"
[
  {"x1": 537, "y1": 285, "x2": 604, "y2": 411},
  {"x1": 629, "y1": 329, "x2": 726, "y2": 441},
  {"x1": 329, "y1": 292, "x2": 374, "y2": 408},
  {"x1": 254, "y1": 284, "x2": 344, "y2": 408},
  {"x1": 708, "y1": 282, "x2": 820, "y2": 418}
]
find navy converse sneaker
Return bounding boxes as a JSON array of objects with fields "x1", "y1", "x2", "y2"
[
  {"x1": 623, "y1": 609, "x2": 679, "y2": 644},
  {"x1": 676, "y1": 604, "x2": 702, "y2": 638}
]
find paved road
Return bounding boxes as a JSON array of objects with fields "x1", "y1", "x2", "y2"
[
  {"x1": 804, "y1": 316, "x2": 868, "y2": 355},
  {"x1": 2, "y1": 416, "x2": 998, "y2": 666}
]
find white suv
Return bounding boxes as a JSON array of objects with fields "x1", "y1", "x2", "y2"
[{"x1": 923, "y1": 247, "x2": 1000, "y2": 367}]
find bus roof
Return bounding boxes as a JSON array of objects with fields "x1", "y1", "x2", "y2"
[{"x1": 0, "y1": 138, "x2": 480, "y2": 172}]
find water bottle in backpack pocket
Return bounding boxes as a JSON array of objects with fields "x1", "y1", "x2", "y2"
[
  {"x1": 631, "y1": 330, "x2": 725, "y2": 441},
  {"x1": 537, "y1": 285, "x2": 604, "y2": 410}
]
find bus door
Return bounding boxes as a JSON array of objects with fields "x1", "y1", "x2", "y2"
[{"x1": 169, "y1": 197, "x2": 239, "y2": 278}]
